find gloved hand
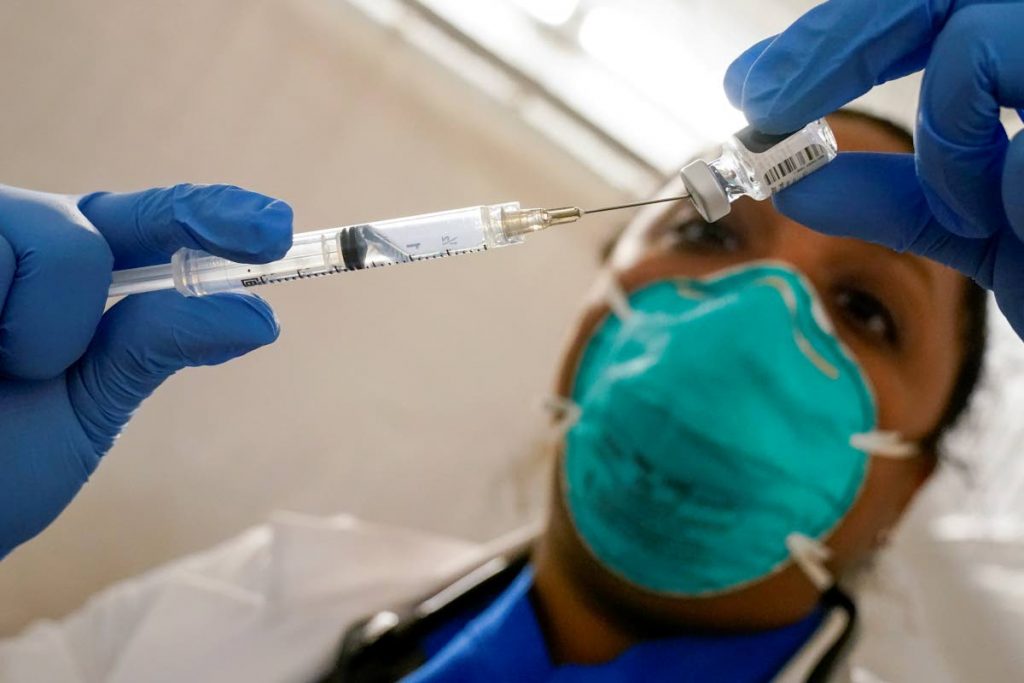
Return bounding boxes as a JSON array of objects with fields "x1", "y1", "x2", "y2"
[
  {"x1": 0, "y1": 183, "x2": 292, "y2": 558},
  {"x1": 724, "y1": 0, "x2": 1024, "y2": 335}
]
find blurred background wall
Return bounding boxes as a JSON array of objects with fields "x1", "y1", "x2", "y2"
[
  {"x1": 0, "y1": 0, "x2": 624, "y2": 634},
  {"x1": 2, "y1": 2, "x2": 1024, "y2": 680}
]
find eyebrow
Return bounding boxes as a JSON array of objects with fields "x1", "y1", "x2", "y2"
[{"x1": 881, "y1": 249, "x2": 937, "y2": 294}]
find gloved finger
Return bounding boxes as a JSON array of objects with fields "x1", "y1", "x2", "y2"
[
  {"x1": 917, "y1": 3, "x2": 1024, "y2": 239},
  {"x1": 0, "y1": 235, "x2": 13, "y2": 314},
  {"x1": 1005, "y1": 131, "x2": 1024, "y2": 234},
  {"x1": 78, "y1": 183, "x2": 293, "y2": 270},
  {"x1": 66, "y1": 290, "x2": 279, "y2": 454},
  {"x1": 774, "y1": 153, "x2": 995, "y2": 286},
  {"x1": 729, "y1": 0, "x2": 947, "y2": 133},
  {"x1": 0, "y1": 187, "x2": 112, "y2": 380},
  {"x1": 723, "y1": 36, "x2": 775, "y2": 110}
]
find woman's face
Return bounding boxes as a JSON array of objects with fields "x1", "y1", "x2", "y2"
[{"x1": 544, "y1": 115, "x2": 969, "y2": 629}]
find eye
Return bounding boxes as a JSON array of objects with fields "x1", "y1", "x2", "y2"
[
  {"x1": 834, "y1": 288, "x2": 899, "y2": 347},
  {"x1": 669, "y1": 218, "x2": 744, "y2": 253}
]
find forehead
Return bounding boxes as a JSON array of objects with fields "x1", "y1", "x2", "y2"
[{"x1": 828, "y1": 114, "x2": 910, "y2": 153}]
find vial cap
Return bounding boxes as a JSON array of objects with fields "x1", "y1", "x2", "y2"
[{"x1": 680, "y1": 161, "x2": 730, "y2": 223}]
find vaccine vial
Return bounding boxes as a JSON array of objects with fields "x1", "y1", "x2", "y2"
[{"x1": 680, "y1": 119, "x2": 838, "y2": 223}]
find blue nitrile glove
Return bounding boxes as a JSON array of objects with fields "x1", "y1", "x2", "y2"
[
  {"x1": 724, "y1": 0, "x2": 1024, "y2": 335},
  {"x1": 0, "y1": 183, "x2": 292, "y2": 558}
]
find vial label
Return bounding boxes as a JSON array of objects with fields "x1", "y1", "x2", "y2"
[
  {"x1": 763, "y1": 144, "x2": 829, "y2": 188},
  {"x1": 734, "y1": 120, "x2": 836, "y2": 194}
]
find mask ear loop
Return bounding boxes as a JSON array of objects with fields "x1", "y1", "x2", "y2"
[
  {"x1": 540, "y1": 274, "x2": 629, "y2": 443},
  {"x1": 787, "y1": 433, "x2": 918, "y2": 593},
  {"x1": 786, "y1": 533, "x2": 834, "y2": 592},
  {"x1": 541, "y1": 396, "x2": 582, "y2": 440},
  {"x1": 597, "y1": 271, "x2": 634, "y2": 322},
  {"x1": 850, "y1": 431, "x2": 919, "y2": 459}
]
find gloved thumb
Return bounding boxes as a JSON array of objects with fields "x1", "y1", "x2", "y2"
[
  {"x1": 773, "y1": 152, "x2": 994, "y2": 286},
  {"x1": 66, "y1": 290, "x2": 280, "y2": 455}
]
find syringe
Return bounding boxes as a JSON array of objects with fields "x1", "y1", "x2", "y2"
[
  {"x1": 108, "y1": 203, "x2": 586, "y2": 298},
  {"x1": 108, "y1": 119, "x2": 838, "y2": 299}
]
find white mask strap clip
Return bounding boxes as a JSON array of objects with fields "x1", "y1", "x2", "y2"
[
  {"x1": 541, "y1": 395, "x2": 582, "y2": 439},
  {"x1": 850, "y1": 431, "x2": 919, "y2": 459},
  {"x1": 786, "y1": 533, "x2": 834, "y2": 592}
]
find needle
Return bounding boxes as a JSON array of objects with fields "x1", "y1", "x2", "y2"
[
  {"x1": 582, "y1": 194, "x2": 690, "y2": 215},
  {"x1": 537, "y1": 194, "x2": 693, "y2": 230}
]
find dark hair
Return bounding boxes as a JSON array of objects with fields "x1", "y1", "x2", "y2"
[{"x1": 828, "y1": 109, "x2": 988, "y2": 453}]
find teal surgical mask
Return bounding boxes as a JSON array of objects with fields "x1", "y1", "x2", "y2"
[{"x1": 557, "y1": 262, "x2": 916, "y2": 596}]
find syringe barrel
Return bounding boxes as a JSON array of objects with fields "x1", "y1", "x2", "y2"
[
  {"x1": 108, "y1": 262, "x2": 176, "y2": 297},
  {"x1": 127, "y1": 202, "x2": 524, "y2": 298},
  {"x1": 173, "y1": 226, "x2": 346, "y2": 296}
]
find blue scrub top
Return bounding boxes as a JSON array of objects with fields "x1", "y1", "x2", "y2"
[{"x1": 403, "y1": 567, "x2": 823, "y2": 682}]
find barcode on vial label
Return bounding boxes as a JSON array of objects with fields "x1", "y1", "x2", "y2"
[{"x1": 764, "y1": 144, "x2": 827, "y2": 188}]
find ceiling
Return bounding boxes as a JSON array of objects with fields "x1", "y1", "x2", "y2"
[{"x1": 340, "y1": 0, "x2": 1019, "y2": 195}]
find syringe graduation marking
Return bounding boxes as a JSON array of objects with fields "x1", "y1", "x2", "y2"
[
  {"x1": 258, "y1": 266, "x2": 345, "y2": 286},
  {"x1": 332, "y1": 224, "x2": 489, "y2": 274}
]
